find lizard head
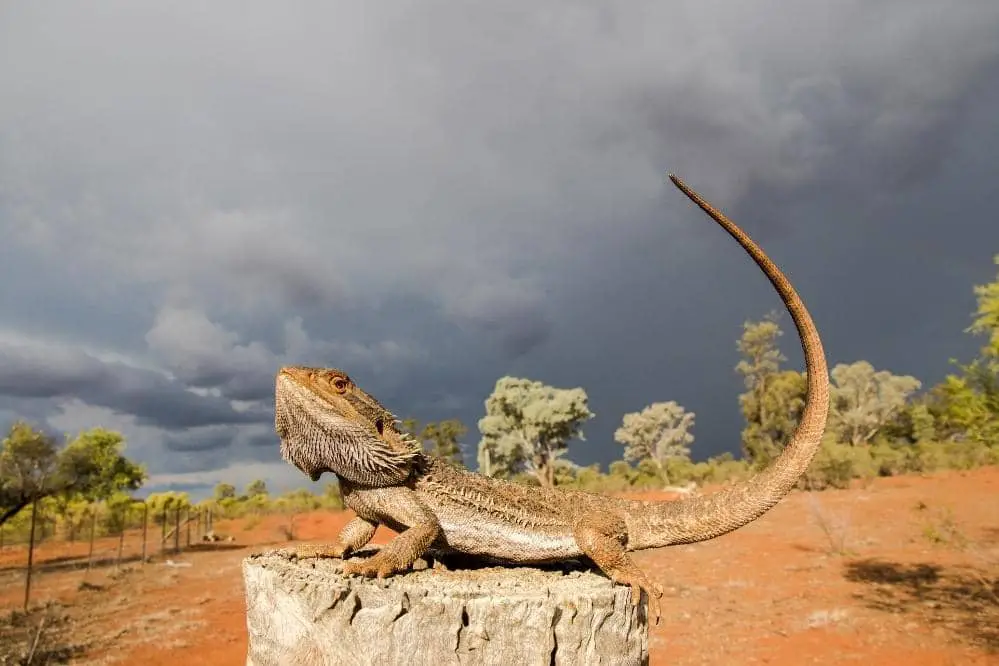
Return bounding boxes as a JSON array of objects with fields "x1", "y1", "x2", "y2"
[{"x1": 274, "y1": 366, "x2": 420, "y2": 486}]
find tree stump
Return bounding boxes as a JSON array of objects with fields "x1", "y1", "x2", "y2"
[{"x1": 243, "y1": 549, "x2": 649, "y2": 666}]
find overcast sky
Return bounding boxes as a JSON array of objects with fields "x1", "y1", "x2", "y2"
[{"x1": 2, "y1": 1, "x2": 998, "y2": 499}]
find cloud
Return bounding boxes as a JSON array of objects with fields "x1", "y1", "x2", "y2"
[
  {"x1": 145, "y1": 306, "x2": 279, "y2": 401},
  {"x1": 161, "y1": 423, "x2": 276, "y2": 456},
  {"x1": 43, "y1": 400, "x2": 284, "y2": 480},
  {"x1": 145, "y1": 461, "x2": 322, "y2": 498},
  {"x1": 0, "y1": 332, "x2": 261, "y2": 430},
  {"x1": 145, "y1": 306, "x2": 427, "y2": 401}
]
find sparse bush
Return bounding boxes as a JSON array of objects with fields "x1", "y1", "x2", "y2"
[
  {"x1": 686, "y1": 453, "x2": 753, "y2": 486},
  {"x1": 868, "y1": 440, "x2": 913, "y2": 476},
  {"x1": 807, "y1": 493, "x2": 852, "y2": 555},
  {"x1": 0, "y1": 603, "x2": 85, "y2": 664},
  {"x1": 800, "y1": 438, "x2": 875, "y2": 490}
]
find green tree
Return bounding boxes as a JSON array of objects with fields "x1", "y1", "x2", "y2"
[
  {"x1": 214, "y1": 482, "x2": 236, "y2": 501},
  {"x1": 275, "y1": 488, "x2": 320, "y2": 514},
  {"x1": 246, "y1": 479, "x2": 268, "y2": 498},
  {"x1": 925, "y1": 255, "x2": 999, "y2": 445},
  {"x1": 741, "y1": 370, "x2": 808, "y2": 467},
  {"x1": 0, "y1": 421, "x2": 60, "y2": 525},
  {"x1": 400, "y1": 418, "x2": 420, "y2": 438},
  {"x1": 828, "y1": 361, "x2": 921, "y2": 446},
  {"x1": 51, "y1": 495, "x2": 95, "y2": 541},
  {"x1": 403, "y1": 419, "x2": 468, "y2": 465},
  {"x1": 477, "y1": 376, "x2": 594, "y2": 487},
  {"x1": 144, "y1": 491, "x2": 191, "y2": 524},
  {"x1": 968, "y1": 253, "x2": 999, "y2": 362},
  {"x1": 735, "y1": 312, "x2": 785, "y2": 388},
  {"x1": 104, "y1": 491, "x2": 141, "y2": 534},
  {"x1": 614, "y1": 401, "x2": 695, "y2": 486},
  {"x1": 880, "y1": 397, "x2": 937, "y2": 443},
  {"x1": 735, "y1": 314, "x2": 808, "y2": 466},
  {"x1": 928, "y1": 368, "x2": 999, "y2": 444},
  {"x1": 0, "y1": 423, "x2": 145, "y2": 527},
  {"x1": 59, "y1": 428, "x2": 146, "y2": 502}
]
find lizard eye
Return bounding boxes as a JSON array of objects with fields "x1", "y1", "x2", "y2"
[
  {"x1": 375, "y1": 418, "x2": 384, "y2": 435},
  {"x1": 332, "y1": 378, "x2": 348, "y2": 392}
]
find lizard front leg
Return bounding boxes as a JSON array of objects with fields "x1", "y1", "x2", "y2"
[
  {"x1": 285, "y1": 516, "x2": 378, "y2": 559},
  {"x1": 573, "y1": 513, "x2": 665, "y2": 625},
  {"x1": 341, "y1": 487, "x2": 441, "y2": 579}
]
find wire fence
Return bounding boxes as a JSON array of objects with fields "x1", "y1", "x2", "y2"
[{"x1": 0, "y1": 501, "x2": 221, "y2": 611}]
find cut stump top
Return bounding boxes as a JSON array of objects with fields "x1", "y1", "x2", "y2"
[{"x1": 243, "y1": 549, "x2": 650, "y2": 666}]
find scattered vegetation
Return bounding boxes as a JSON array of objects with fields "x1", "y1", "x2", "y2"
[
  {"x1": 840, "y1": 498, "x2": 999, "y2": 652},
  {"x1": 400, "y1": 418, "x2": 468, "y2": 466},
  {"x1": 0, "y1": 603, "x2": 86, "y2": 665},
  {"x1": 845, "y1": 557, "x2": 998, "y2": 651},
  {"x1": 806, "y1": 493, "x2": 853, "y2": 556},
  {"x1": 2, "y1": 255, "x2": 998, "y2": 546},
  {"x1": 474, "y1": 252, "x2": 999, "y2": 493}
]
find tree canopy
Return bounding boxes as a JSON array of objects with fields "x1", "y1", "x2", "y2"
[
  {"x1": 829, "y1": 361, "x2": 921, "y2": 446},
  {"x1": 477, "y1": 376, "x2": 593, "y2": 487},
  {"x1": 735, "y1": 315, "x2": 808, "y2": 468},
  {"x1": 0, "y1": 423, "x2": 146, "y2": 526},
  {"x1": 401, "y1": 418, "x2": 468, "y2": 465},
  {"x1": 614, "y1": 401, "x2": 695, "y2": 486}
]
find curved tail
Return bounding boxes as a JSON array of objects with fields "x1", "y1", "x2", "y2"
[{"x1": 626, "y1": 174, "x2": 830, "y2": 550}]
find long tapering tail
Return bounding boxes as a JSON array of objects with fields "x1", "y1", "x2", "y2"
[{"x1": 626, "y1": 174, "x2": 830, "y2": 550}]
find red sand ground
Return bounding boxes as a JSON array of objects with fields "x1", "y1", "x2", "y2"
[{"x1": 1, "y1": 467, "x2": 996, "y2": 665}]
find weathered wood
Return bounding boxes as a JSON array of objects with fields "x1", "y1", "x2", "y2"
[{"x1": 243, "y1": 550, "x2": 649, "y2": 666}]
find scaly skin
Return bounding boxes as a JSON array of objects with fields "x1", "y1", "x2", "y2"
[{"x1": 273, "y1": 173, "x2": 830, "y2": 624}]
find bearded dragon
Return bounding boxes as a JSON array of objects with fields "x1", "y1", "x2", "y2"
[{"x1": 273, "y1": 173, "x2": 830, "y2": 624}]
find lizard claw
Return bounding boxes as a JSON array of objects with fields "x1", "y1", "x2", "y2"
[
  {"x1": 615, "y1": 577, "x2": 663, "y2": 626},
  {"x1": 625, "y1": 583, "x2": 663, "y2": 625},
  {"x1": 342, "y1": 551, "x2": 406, "y2": 579},
  {"x1": 645, "y1": 584, "x2": 664, "y2": 626}
]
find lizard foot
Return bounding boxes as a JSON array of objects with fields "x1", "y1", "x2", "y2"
[
  {"x1": 572, "y1": 520, "x2": 666, "y2": 625},
  {"x1": 612, "y1": 573, "x2": 664, "y2": 625},
  {"x1": 342, "y1": 551, "x2": 408, "y2": 579}
]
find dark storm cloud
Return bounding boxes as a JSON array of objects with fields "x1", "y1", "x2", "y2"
[
  {"x1": 0, "y1": 339, "x2": 264, "y2": 430},
  {"x1": 162, "y1": 424, "x2": 276, "y2": 454},
  {"x1": 1, "y1": 0, "x2": 998, "y2": 490}
]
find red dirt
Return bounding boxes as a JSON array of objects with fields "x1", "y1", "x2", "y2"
[{"x1": 1, "y1": 467, "x2": 996, "y2": 665}]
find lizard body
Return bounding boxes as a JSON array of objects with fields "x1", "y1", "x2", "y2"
[{"x1": 273, "y1": 173, "x2": 830, "y2": 623}]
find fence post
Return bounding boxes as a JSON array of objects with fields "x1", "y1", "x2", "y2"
[
  {"x1": 24, "y1": 497, "x2": 39, "y2": 611},
  {"x1": 141, "y1": 503, "x2": 148, "y2": 563},
  {"x1": 160, "y1": 507, "x2": 167, "y2": 556},
  {"x1": 115, "y1": 504, "x2": 127, "y2": 571},
  {"x1": 174, "y1": 507, "x2": 181, "y2": 554},
  {"x1": 186, "y1": 508, "x2": 192, "y2": 548},
  {"x1": 85, "y1": 507, "x2": 98, "y2": 573}
]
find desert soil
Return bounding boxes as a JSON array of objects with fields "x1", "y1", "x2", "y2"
[{"x1": 0, "y1": 467, "x2": 996, "y2": 665}]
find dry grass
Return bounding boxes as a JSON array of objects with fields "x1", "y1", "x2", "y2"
[
  {"x1": 807, "y1": 492, "x2": 853, "y2": 556},
  {"x1": 0, "y1": 602, "x2": 87, "y2": 665}
]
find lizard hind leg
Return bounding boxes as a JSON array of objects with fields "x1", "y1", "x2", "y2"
[{"x1": 573, "y1": 516, "x2": 665, "y2": 625}]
